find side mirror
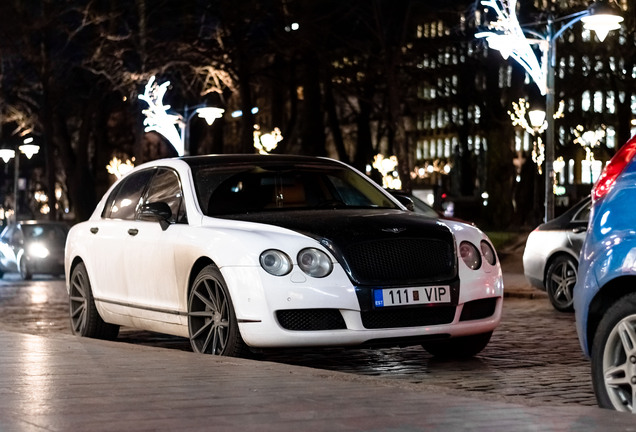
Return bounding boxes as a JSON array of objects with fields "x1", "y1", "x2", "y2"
[
  {"x1": 392, "y1": 194, "x2": 415, "y2": 212},
  {"x1": 139, "y1": 202, "x2": 172, "y2": 231}
]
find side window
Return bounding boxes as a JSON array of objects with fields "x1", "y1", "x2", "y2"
[
  {"x1": 142, "y1": 168, "x2": 186, "y2": 223},
  {"x1": 0, "y1": 226, "x2": 13, "y2": 243},
  {"x1": 10, "y1": 226, "x2": 22, "y2": 244},
  {"x1": 573, "y1": 201, "x2": 592, "y2": 223},
  {"x1": 103, "y1": 169, "x2": 155, "y2": 220}
]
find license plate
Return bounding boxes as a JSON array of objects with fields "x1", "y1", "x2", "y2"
[{"x1": 374, "y1": 286, "x2": 451, "y2": 308}]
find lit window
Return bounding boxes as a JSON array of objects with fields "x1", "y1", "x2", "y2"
[
  {"x1": 582, "y1": 91, "x2": 591, "y2": 112},
  {"x1": 606, "y1": 91, "x2": 615, "y2": 114},
  {"x1": 581, "y1": 160, "x2": 603, "y2": 184},
  {"x1": 606, "y1": 127, "x2": 616, "y2": 149}
]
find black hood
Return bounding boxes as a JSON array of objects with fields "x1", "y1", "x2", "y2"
[
  {"x1": 218, "y1": 209, "x2": 457, "y2": 286},
  {"x1": 218, "y1": 208, "x2": 447, "y2": 242}
]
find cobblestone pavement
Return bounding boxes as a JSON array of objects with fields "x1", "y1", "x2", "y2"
[{"x1": 0, "y1": 270, "x2": 595, "y2": 409}]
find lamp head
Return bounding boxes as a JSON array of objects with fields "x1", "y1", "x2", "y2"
[{"x1": 581, "y1": 0, "x2": 623, "y2": 42}]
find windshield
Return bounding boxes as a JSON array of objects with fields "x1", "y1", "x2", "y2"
[
  {"x1": 22, "y1": 224, "x2": 68, "y2": 246},
  {"x1": 191, "y1": 162, "x2": 398, "y2": 216}
]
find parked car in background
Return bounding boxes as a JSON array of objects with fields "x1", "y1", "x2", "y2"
[
  {"x1": 66, "y1": 154, "x2": 504, "y2": 358},
  {"x1": 0, "y1": 220, "x2": 69, "y2": 280},
  {"x1": 575, "y1": 134, "x2": 636, "y2": 413},
  {"x1": 523, "y1": 197, "x2": 591, "y2": 312}
]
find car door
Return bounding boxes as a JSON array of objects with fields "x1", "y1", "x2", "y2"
[
  {"x1": 123, "y1": 167, "x2": 187, "y2": 323},
  {"x1": 0, "y1": 225, "x2": 21, "y2": 273},
  {"x1": 86, "y1": 169, "x2": 156, "y2": 310}
]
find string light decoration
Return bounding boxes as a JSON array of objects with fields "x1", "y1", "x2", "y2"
[
  {"x1": 253, "y1": 125, "x2": 283, "y2": 154},
  {"x1": 372, "y1": 154, "x2": 402, "y2": 190},
  {"x1": 107, "y1": 157, "x2": 136, "y2": 179},
  {"x1": 477, "y1": 0, "x2": 548, "y2": 94},
  {"x1": 573, "y1": 125, "x2": 605, "y2": 183},
  {"x1": 139, "y1": 76, "x2": 184, "y2": 155},
  {"x1": 411, "y1": 159, "x2": 452, "y2": 179},
  {"x1": 508, "y1": 98, "x2": 564, "y2": 174}
]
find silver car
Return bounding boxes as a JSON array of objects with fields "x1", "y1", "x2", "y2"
[
  {"x1": 0, "y1": 220, "x2": 69, "y2": 280},
  {"x1": 523, "y1": 198, "x2": 591, "y2": 312}
]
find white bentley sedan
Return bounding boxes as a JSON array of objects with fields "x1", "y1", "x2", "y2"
[{"x1": 65, "y1": 155, "x2": 503, "y2": 357}]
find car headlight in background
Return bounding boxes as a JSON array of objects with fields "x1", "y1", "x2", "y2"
[
  {"x1": 260, "y1": 249, "x2": 292, "y2": 276},
  {"x1": 480, "y1": 240, "x2": 497, "y2": 265},
  {"x1": 297, "y1": 248, "x2": 333, "y2": 278},
  {"x1": 28, "y1": 242, "x2": 50, "y2": 259},
  {"x1": 459, "y1": 241, "x2": 481, "y2": 270}
]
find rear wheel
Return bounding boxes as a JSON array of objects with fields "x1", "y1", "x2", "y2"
[
  {"x1": 545, "y1": 255, "x2": 576, "y2": 312},
  {"x1": 68, "y1": 262, "x2": 119, "y2": 339},
  {"x1": 188, "y1": 264, "x2": 248, "y2": 357},
  {"x1": 423, "y1": 332, "x2": 492, "y2": 358},
  {"x1": 592, "y1": 293, "x2": 636, "y2": 413}
]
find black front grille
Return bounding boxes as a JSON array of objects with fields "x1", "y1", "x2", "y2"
[
  {"x1": 361, "y1": 306, "x2": 456, "y2": 329},
  {"x1": 343, "y1": 237, "x2": 455, "y2": 285},
  {"x1": 276, "y1": 309, "x2": 346, "y2": 331},
  {"x1": 459, "y1": 298, "x2": 498, "y2": 321}
]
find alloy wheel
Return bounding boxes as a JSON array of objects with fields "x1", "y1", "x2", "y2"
[
  {"x1": 189, "y1": 273, "x2": 231, "y2": 355},
  {"x1": 601, "y1": 314, "x2": 636, "y2": 413},
  {"x1": 546, "y1": 257, "x2": 576, "y2": 312}
]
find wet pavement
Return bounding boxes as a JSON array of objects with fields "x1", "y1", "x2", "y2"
[{"x1": 0, "y1": 239, "x2": 629, "y2": 430}]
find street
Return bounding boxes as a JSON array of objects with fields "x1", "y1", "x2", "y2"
[{"x1": 0, "y1": 271, "x2": 595, "y2": 409}]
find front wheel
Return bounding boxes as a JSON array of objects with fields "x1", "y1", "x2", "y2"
[
  {"x1": 592, "y1": 292, "x2": 636, "y2": 413},
  {"x1": 19, "y1": 257, "x2": 32, "y2": 281},
  {"x1": 188, "y1": 264, "x2": 248, "y2": 357},
  {"x1": 68, "y1": 261, "x2": 119, "y2": 339},
  {"x1": 545, "y1": 255, "x2": 577, "y2": 312},
  {"x1": 423, "y1": 332, "x2": 492, "y2": 358}
]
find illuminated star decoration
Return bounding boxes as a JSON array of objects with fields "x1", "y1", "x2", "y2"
[
  {"x1": 139, "y1": 76, "x2": 185, "y2": 156},
  {"x1": 476, "y1": 0, "x2": 548, "y2": 95}
]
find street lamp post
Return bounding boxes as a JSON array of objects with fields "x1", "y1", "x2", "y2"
[
  {"x1": 0, "y1": 138, "x2": 40, "y2": 221},
  {"x1": 181, "y1": 106, "x2": 225, "y2": 156},
  {"x1": 140, "y1": 76, "x2": 225, "y2": 157},
  {"x1": 477, "y1": 0, "x2": 623, "y2": 221}
]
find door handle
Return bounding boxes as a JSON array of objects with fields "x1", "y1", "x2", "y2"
[
  {"x1": 572, "y1": 226, "x2": 586, "y2": 234},
  {"x1": 128, "y1": 228, "x2": 139, "y2": 236},
  {"x1": 90, "y1": 227, "x2": 99, "y2": 234}
]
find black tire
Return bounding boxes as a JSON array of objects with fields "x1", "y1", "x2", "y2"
[
  {"x1": 188, "y1": 264, "x2": 249, "y2": 357},
  {"x1": 19, "y1": 257, "x2": 32, "y2": 281},
  {"x1": 423, "y1": 331, "x2": 492, "y2": 358},
  {"x1": 68, "y1": 262, "x2": 119, "y2": 340},
  {"x1": 591, "y1": 292, "x2": 636, "y2": 412},
  {"x1": 545, "y1": 255, "x2": 576, "y2": 312}
]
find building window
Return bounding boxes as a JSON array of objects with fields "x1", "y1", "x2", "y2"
[
  {"x1": 581, "y1": 160, "x2": 603, "y2": 184},
  {"x1": 606, "y1": 91, "x2": 615, "y2": 114},
  {"x1": 594, "y1": 91, "x2": 603, "y2": 113},
  {"x1": 582, "y1": 91, "x2": 591, "y2": 112},
  {"x1": 606, "y1": 127, "x2": 616, "y2": 149}
]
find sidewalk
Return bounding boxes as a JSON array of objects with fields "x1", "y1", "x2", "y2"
[
  {"x1": 497, "y1": 232, "x2": 548, "y2": 300},
  {"x1": 0, "y1": 328, "x2": 632, "y2": 431}
]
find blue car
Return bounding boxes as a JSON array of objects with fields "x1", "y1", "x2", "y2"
[{"x1": 575, "y1": 134, "x2": 636, "y2": 413}]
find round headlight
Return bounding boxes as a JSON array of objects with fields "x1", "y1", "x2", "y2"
[
  {"x1": 28, "y1": 242, "x2": 50, "y2": 259},
  {"x1": 480, "y1": 240, "x2": 497, "y2": 266},
  {"x1": 260, "y1": 249, "x2": 292, "y2": 276},
  {"x1": 297, "y1": 248, "x2": 333, "y2": 278},
  {"x1": 459, "y1": 241, "x2": 481, "y2": 270}
]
